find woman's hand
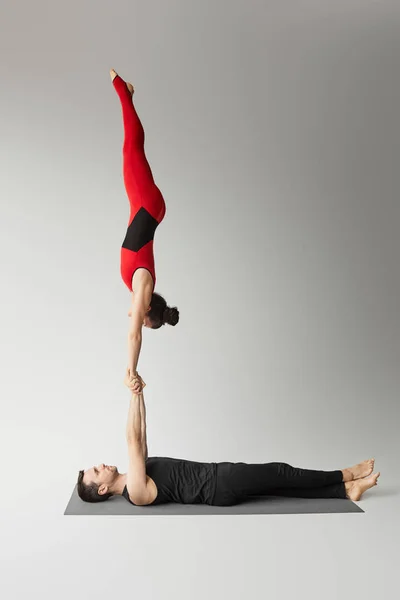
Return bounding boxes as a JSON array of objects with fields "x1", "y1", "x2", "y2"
[
  {"x1": 124, "y1": 370, "x2": 143, "y2": 393},
  {"x1": 124, "y1": 368, "x2": 146, "y2": 393}
]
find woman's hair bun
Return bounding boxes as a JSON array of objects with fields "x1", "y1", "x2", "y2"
[{"x1": 163, "y1": 306, "x2": 180, "y2": 326}]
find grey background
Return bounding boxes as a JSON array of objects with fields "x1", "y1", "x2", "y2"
[{"x1": 0, "y1": 0, "x2": 399, "y2": 598}]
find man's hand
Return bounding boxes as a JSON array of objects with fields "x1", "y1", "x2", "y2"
[{"x1": 124, "y1": 369, "x2": 146, "y2": 394}]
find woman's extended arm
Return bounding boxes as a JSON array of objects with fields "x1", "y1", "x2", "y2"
[
  {"x1": 128, "y1": 269, "x2": 153, "y2": 380},
  {"x1": 128, "y1": 293, "x2": 145, "y2": 377}
]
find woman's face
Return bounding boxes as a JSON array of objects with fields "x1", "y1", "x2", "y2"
[
  {"x1": 127, "y1": 307, "x2": 152, "y2": 328},
  {"x1": 142, "y1": 315, "x2": 152, "y2": 328}
]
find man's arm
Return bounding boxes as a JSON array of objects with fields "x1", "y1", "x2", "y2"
[
  {"x1": 126, "y1": 391, "x2": 150, "y2": 505},
  {"x1": 140, "y1": 392, "x2": 148, "y2": 461}
]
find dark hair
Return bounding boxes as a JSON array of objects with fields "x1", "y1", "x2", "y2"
[
  {"x1": 77, "y1": 470, "x2": 113, "y2": 503},
  {"x1": 148, "y1": 292, "x2": 179, "y2": 329}
]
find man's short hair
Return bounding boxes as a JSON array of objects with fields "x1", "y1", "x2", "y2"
[{"x1": 77, "y1": 470, "x2": 113, "y2": 503}]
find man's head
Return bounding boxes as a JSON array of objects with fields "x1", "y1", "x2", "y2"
[{"x1": 77, "y1": 464, "x2": 120, "y2": 503}]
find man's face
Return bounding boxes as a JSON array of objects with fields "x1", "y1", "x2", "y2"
[{"x1": 83, "y1": 464, "x2": 119, "y2": 495}]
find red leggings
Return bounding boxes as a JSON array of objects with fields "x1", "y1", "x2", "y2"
[{"x1": 113, "y1": 75, "x2": 166, "y2": 290}]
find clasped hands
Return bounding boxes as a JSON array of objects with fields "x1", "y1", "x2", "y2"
[{"x1": 124, "y1": 368, "x2": 146, "y2": 394}]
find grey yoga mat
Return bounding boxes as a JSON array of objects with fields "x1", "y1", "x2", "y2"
[{"x1": 64, "y1": 486, "x2": 364, "y2": 515}]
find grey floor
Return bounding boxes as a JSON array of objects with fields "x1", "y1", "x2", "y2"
[
  {"x1": 2, "y1": 465, "x2": 398, "y2": 600},
  {"x1": 64, "y1": 486, "x2": 364, "y2": 515}
]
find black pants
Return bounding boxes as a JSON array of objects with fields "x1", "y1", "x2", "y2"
[{"x1": 212, "y1": 462, "x2": 346, "y2": 506}]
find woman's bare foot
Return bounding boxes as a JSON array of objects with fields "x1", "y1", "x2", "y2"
[
  {"x1": 342, "y1": 459, "x2": 375, "y2": 482},
  {"x1": 345, "y1": 472, "x2": 380, "y2": 501},
  {"x1": 109, "y1": 69, "x2": 134, "y2": 95},
  {"x1": 125, "y1": 81, "x2": 134, "y2": 95}
]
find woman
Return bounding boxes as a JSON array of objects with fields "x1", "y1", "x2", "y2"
[{"x1": 110, "y1": 69, "x2": 179, "y2": 392}]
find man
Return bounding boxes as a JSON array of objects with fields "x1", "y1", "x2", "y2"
[{"x1": 77, "y1": 375, "x2": 380, "y2": 506}]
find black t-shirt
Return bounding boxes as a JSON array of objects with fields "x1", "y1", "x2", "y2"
[{"x1": 122, "y1": 456, "x2": 217, "y2": 505}]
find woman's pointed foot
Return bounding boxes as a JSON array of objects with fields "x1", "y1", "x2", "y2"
[
  {"x1": 125, "y1": 81, "x2": 134, "y2": 95},
  {"x1": 110, "y1": 69, "x2": 134, "y2": 95}
]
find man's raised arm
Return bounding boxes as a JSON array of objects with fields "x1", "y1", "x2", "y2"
[
  {"x1": 125, "y1": 389, "x2": 150, "y2": 505},
  {"x1": 139, "y1": 392, "x2": 148, "y2": 461}
]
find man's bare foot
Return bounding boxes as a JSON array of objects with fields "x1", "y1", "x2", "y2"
[
  {"x1": 342, "y1": 459, "x2": 375, "y2": 482},
  {"x1": 109, "y1": 69, "x2": 134, "y2": 95},
  {"x1": 345, "y1": 472, "x2": 380, "y2": 501}
]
